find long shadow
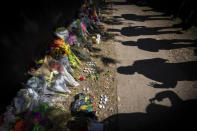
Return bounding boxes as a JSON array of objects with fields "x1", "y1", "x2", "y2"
[
  {"x1": 112, "y1": 0, "x2": 148, "y2": 6},
  {"x1": 101, "y1": 57, "x2": 119, "y2": 66},
  {"x1": 102, "y1": 17, "x2": 123, "y2": 25},
  {"x1": 92, "y1": 54, "x2": 119, "y2": 66},
  {"x1": 125, "y1": 0, "x2": 197, "y2": 30},
  {"x1": 120, "y1": 26, "x2": 182, "y2": 36},
  {"x1": 103, "y1": 90, "x2": 197, "y2": 131},
  {"x1": 101, "y1": 32, "x2": 120, "y2": 41},
  {"x1": 122, "y1": 38, "x2": 197, "y2": 52},
  {"x1": 126, "y1": 0, "x2": 149, "y2": 6},
  {"x1": 194, "y1": 48, "x2": 197, "y2": 56},
  {"x1": 113, "y1": 16, "x2": 122, "y2": 19},
  {"x1": 107, "y1": 29, "x2": 121, "y2": 32},
  {"x1": 117, "y1": 58, "x2": 197, "y2": 88},
  {"x1": 112, "y1": 1, "x2": 132, "y2": 5},
  {"x1": 121, "y1": 14, "x2": 170, "y2": 22},
  {"x1": 127, "y1": 0, "x2": 180, "y2": 15}
]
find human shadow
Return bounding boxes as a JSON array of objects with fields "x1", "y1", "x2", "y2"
[
  {"x1": 122, "y1": 38, "x2": 197, "y2": 52},
  {"x1": 112, "y1": 1, "x2": 132, "y2": 5},
  {"x1": 101, "y1": 57, "x2": 119, "y2": 66},
  {"x1": 126, "y1": 0, "x2": 149, "y2": 6},
  {"x1": 121, "y1": 14, "x2": 170, "y2": 22},
  {"x1": 107, "y1": 29, "x2": 121, "y2": 32},
  {"x1": 194, "y1": 48, "x2": 197, "y2": 56},
  {"x1": 101, "y1": 32, "x2": 120, "y2": 41},
  {"x1": 102, "y1": 17, "x2": 123, "y2": 25},
  {"x1": 117, "y1": 58, "x2": 197, "y2": 88},
  {"x1": 91, "y1": 54, "x2": 119, "y2": 66},
  {"x1": 103, "y1": 90, "x2": 197, "y2": 131},
  {"x1": 113, "y1": 16, "x2": 123, "y2": 19},
  {"x1": 120, "y1": 26, "x2": 182, "y2": 36}
]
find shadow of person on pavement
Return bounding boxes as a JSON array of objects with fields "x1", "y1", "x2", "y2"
[
  {"x1": 103, "y1": 90, "x2": 197, "y2": 131},
  {"x1": 121, "y1": 14, "x2": 170, "y2": 22},
  {"x1": 194, "y1": 48, "x2": 197, "y2": 56},
  {"x1": 101, "y1": 57, "x2": 119, "y2": 66},
  {"x1": 120, "y1": 26, "x2": 182, "y2": 36},
  {"x1": 117, "y1": 58, "x2": 197, "y2": 88},
  {"x1": 102, "y1": 17, "x2": 123, "y2": 25},
  {"x1": 121, "y1": 38, "x2": 197, "y2": 52}
]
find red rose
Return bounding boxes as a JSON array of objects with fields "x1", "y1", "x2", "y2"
[{"x1": 80, "y1": 77, "x2": 84, "y2": 81}]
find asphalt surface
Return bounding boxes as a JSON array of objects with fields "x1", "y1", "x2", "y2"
[{"x1": 106, "y1": 0, "x2": 197, "y2": 130}]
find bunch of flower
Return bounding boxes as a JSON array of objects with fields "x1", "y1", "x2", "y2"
[{"x1": 50, "y1": 40, "x2": 70, "y2": 58}]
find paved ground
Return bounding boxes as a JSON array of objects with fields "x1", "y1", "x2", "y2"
[{"x1": 104, "y1": 0, "x2": 197, "y2": 130}]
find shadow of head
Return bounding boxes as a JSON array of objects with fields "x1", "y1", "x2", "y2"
[
  {"x1": 194, "y1": 48, "x2": 197, "y2": 56},
  {"x1": 122, "y1": 38, "x2": 197, "y2": 53},
  {"x1": 101, "y1": 57, "x2": 119, "y2": 66},
  {"x1": 117, "y1": 58, "x2": 168, "y2": 75},
  {"x1": 121, "y1": 13, "x2": 170, "y2": 22},
  {"x1": 121, "y1": 26, "x2": 182, "y2": 36}
]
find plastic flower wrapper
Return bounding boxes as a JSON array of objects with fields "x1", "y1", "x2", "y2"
[
  {"x1": 51, "y1": 41, "x2": 82, "y2": 69},
  {"x1": 81, "y1": 22, "x2": 89, "y2": 37},
  {"x1": 38, "y1": 59, "x2": 59, "y2": 88},
  {"x1": 59, "y1": 56, "x2": 74, "y2": 73},
  {"x1": 55, "y1": 27, "x2": 69, "y2": 41},
  {"x1": 70, "y1": 20, "x2": 78, "y2": 29},
  {"x1": 14, "y1": 89, "x2": 35, "y2": 114},
  {"x1": 75, "y1": 34, "x2": 82, "y2": 47},
  {"x1": 68, "y1": 34, "x2": 77, "y2": 46},
  {"x1": 47, "y1": 60, "x2": 79, "y2": 93},
  {"x1": 44, "y1": 70, "x2": 59, "y2": 88},
  {"x1": 67, "y1": 47, "x2": 82, "y2": 69},
  {"x1": 74, "y1": 19, "x2": 88, "y2": 41},
  {"x1": 2, "y1": 105, "x2": 15, "y2": 125},
  {"x1": 49, "y1": 59, "x2": 79, "y2": 87},
  {"x1": 14, "y1": 89, "x2": 31, "y2": 114},
  {"x1": 81, "y1": 16, "x2": 94, "y2": 31},
  {"x1": 49, "y1": 74, "x2": 71, "y2": 93},
  {"x1": 26, "y1": 76, "x2": 47, "y2": 94},
  {"x1": 70, "y1": 71, "x2": 80, "y2": 81},
  {"x1": 70, "y1": 45, "x2": 91, "y2": 61},
  {"x1": 60, "y1": 62, "x2": 79, "y2": 87},
  {"x1": 68, "y1": 53, "x2": 81, "y2": 69}
]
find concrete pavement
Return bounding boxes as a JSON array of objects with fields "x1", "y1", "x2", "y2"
[{"x1": 108, "y1": 0, "x2": 197, "y2": 130}]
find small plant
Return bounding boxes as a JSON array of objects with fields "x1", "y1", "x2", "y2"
[
  {"x1": 105, "y1": 71, "x2": 112, "y2": 76},
  {"x1": 95, "y1": 73, "x2": 100, "y2": 80}
]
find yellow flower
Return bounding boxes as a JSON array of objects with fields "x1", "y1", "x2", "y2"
[
  {"x1": 50, "y1": 44, "x2": 70, "y2": 58},
  {"x1": 79, "y1": 105, "x2": 88, "y2": 110},
  {"x1": 35, "y1": 59, "x2": 44, "y2": 65}
]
